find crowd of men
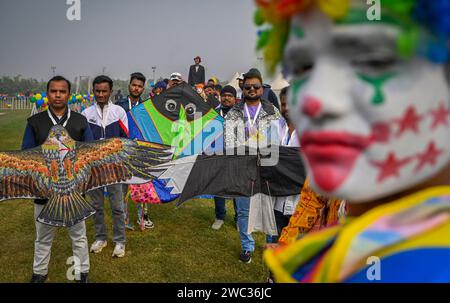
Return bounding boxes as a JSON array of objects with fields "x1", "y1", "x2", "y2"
[{"x1": 21, "y1": 55, "x2": 294, "y2": 283}]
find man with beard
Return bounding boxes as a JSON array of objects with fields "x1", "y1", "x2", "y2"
[
  {"x1": 224, "y1": 68, "x2": 286, "y2": 263},
  {"x1": 117, "y1": 72, "x2": 146, "y2": 112}
]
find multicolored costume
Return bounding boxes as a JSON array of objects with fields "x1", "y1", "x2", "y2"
[
  {"x1": 278, "y1": 178, "x2": 344, "y2": 246},
  {"x1": 265, "y1": 186, "x2": 450, "y2": 282}
]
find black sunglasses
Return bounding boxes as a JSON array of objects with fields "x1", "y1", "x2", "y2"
[{"x1": 244, "y1": 84, "x2": 262, "y2": 90}]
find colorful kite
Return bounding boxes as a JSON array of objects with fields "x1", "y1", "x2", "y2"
[
  {"x1": 0, "y1": 125, "x2": 173, "y2": 227},
  {"x1": 128, "y1": 82, "x2": 224, "y2": 158},
  {"x1": 127, "y1": 82, "x2": 224, "y2": 204},
  {"x1": 155, "y1": 146, "x2": 307, "y2": 205}
]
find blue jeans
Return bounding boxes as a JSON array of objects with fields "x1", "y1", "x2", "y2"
[
  {"x1": 214, "y1": 197, "x2": 226, "y2": 220},
  {"x1": 235, "y1": 197, "x2": 255, "y2": 252}
]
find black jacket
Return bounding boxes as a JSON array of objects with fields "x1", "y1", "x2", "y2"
[
  {"x1": 116, "y1": 96, "x2": 142, "y2": 113},
  {"x1": 21, "y1": 109, "x2": 93, "y2": 205},
  {"x1": 188, "y1": 64, "x2": 205, "y2": 86},
  {"x1": 263, "y1": 84, "x2": 280, "y2": 110}
]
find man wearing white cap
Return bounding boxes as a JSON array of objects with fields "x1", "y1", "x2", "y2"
[
  {"x1": 236, "y1": 73, "x2": 244, "y2": 102},
  {"x1": 168, "y1": 72, "x2": 183, "y2": 89}
]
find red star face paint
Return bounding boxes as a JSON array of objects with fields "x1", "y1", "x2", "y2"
[{"x1": 285, "y1": 10, "x2": 450, "y2": 202}]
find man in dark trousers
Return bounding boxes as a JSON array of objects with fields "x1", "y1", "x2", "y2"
[
  {"x1": 212, "y1": 85, "x2": 238, "y2": 230},
  {"x1": 117, "y1": 72, "x2": 155, "y2": 231},
  {"x1": 188, "y1": 56, "x2": 205, "y2": 87},
  {"x1": 22, "y1": 76, "x2": 94, "y2": 283}
]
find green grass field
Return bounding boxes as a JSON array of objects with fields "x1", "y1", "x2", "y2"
[{"x1": 0, "y1": 110, "x2": 268, "y2": 283}]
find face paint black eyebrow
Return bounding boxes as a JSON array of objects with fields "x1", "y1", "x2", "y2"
[
  {"x1": 285, "y1": 41, "x2": 314, "y2": 69},
  {"x1": 331, "y1": 33, "x2": 397, "y2": 58}
]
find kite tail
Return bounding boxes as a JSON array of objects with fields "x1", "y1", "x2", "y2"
[{"x1": 37, "y1": 192, "x2": 96, "y2": 227}]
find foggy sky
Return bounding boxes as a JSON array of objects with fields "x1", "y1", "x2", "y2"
[{"x1": 0, "y1": 0, "x2": 263, "y2": 83}]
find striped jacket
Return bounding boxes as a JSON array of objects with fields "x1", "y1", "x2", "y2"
[{"x1": 82, "y1": 101, "x2": 129, "y2": 140}]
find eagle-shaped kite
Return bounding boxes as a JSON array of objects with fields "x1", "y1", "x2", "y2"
[{"x1": 0, "y1": 125, "x2": 172, "y2": 227}]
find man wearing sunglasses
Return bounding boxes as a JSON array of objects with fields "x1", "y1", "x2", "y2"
[{"x1": 224, "y1": 68, "x2": 287, "y2": 263}]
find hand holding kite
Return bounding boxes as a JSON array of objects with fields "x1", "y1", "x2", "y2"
[{"x1": 0, "y1": 125, "x2": 172, "y2": 227}]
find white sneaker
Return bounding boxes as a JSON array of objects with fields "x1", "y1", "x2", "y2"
[
  {"x1": 112, "y1": 243, "x2": 126, "y2": 258},
  {"x1": 144, "y1": 218, "x2": 154, "y2": 229},
  {"x1": 90, "y1": 240, "x2": 107, "y2": 253},
  {"x1": 211, "y1": 219, "x2": 224, "y2": 230},
  {"x1": 137, "y1": 219, "x2": 154, "y2": 229}
]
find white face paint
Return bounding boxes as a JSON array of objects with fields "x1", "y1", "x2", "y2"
[{"x1": 286, "y1": 10, "x2": 450, "y2": 203}]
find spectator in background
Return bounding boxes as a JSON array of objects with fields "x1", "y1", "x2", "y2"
[
  {"x1": 207, "y1": 77, "x2": 219, "y2": 86},
  {"x1": 204, "y1": 84, "x2": 215, "y2": 98},
  {"x1": 117, "y1": 72, "x2": 145, "y2": 112},
  {"x1": 271, "y1": 86, "x2": 300, "y2": 242},
  {"x1": 263, "y1": 82, "x2": 280, "y2": 110},
  {"x1": 279, "y1": 87, "x2": 290, "y2": 125},
  {"x1": 154, "y1": 81, "x2": 167, "y2": 95},
  {"x1": 212, "y1": 85, "x2": 238, "y2": 230},
  {"x1": 224, "y1": 68, "x2": 287, "y2": 263},
  {"x1": 236, "y1": 73, "x2": 244, "y2": 102},
  {"x1": 241, "y1": 68, "x2": 279, "y2": 110},
  {"x1": 214, "y1": 84, "x2": 222, "y2": 99},
  {"x1": 117, "y1": 72, "x2": 155, "y2": 231},
  {"x1": 151, "y1": 81, "x2": 167, "y2": 98},
  {"x1": 188, "y1": 56, "x2": 205, "y2": 87},
  {"x1": 204, "y1": 83, "x2": 220, "y2": 109},
  {"x1": 167, "y1": 72, "x2": 184, "y2": 89},
  {"x1": 82, "y1": 75, "x2": 128, "y2": 258},
  {"x1": 114, "y1": 89, "x2": 123, "y2": 103}
]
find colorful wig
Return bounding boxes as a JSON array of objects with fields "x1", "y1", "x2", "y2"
[{"x1": 255, "y1": 0, "x2": 450, "y2": 73}]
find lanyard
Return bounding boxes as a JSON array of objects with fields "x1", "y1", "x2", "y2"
[
  {"x1": 244, "y1": 103, "x2": 262, "y2": 129},
  {"x1": 128, "y1": 97, "x2": 140, "y2": 111},
  {"x1": 283, "y1": 128, "x2": 297, "y2": 146},
  {"x1": 48, "y1": 108, "x2": 71, "y2": 127}
]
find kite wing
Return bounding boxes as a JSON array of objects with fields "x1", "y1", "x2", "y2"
[
  {"x1": 154, "y1": 146, "x2": 306, "y2": 205},
  {"x1": 74, "y1": 138, "x2": 173, "y2": 193},
  {"x1": 0, "y1": 147, "x2": 50, "y2": 201}
]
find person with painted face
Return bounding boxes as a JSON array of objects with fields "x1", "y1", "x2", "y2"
[
  {"x1": 82, "y1": 75, "x2": 129, "y2": 258},
  {"x1": 224, "y1": 68, "x2": 287, "y2": 263},
  {"x1": 258, "y1": 0, "x2": 450, "y2": 283},
  {"x1": 117, "y1": 73, "x2": 155, "y2": 231}
]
